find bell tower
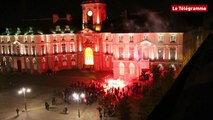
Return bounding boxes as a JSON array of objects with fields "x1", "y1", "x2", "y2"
[{"x1": 81, "y1": 0, "x2": 106, "y2": 31}]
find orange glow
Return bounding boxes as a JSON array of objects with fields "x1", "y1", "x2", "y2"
[{"x1": 85, "y1": 47, "x2": 94, "y2": 65}]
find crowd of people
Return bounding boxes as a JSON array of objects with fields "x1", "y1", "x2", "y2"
[{"x1": 43, "y1": 80, "x2": 144, "y2": 119}]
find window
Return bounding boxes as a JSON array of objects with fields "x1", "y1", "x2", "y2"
[
  {"x1": 32, "y1": 46, "x2": 36, "y2": 55},
  {"x1": 158, "y1": 35, "x2": 164, "y2": 43},
  {"x1": 158, "y1": 48, "x2": 164, "y2": 60},
  {"x1": 7, "y1": 36, "x2": 11, "y2": 43},
  {"x1": 70, "y1": 44, "x2": 75, "y2": 52},
  {"x1": 106, "y1": 44, "x2": 109, "y2": 53},
  {"x1": 41, "y1": 36, "x2": 44, "y2": 42},
  {"x1": 53, "y1": 35, "x2": 57, "y2": 41},
  {"x1": 65, "y1": 25, "x2": 70, "y2": 32},
  {"x1": 129, "y1": 63, "x2": 135, "y2": 75},
  {"x1": 129, "y1": 47, "x2": 134, "y2": 60},
  {"x1": 8, "y1": 46, "x2": 11, "y2": 54},
  {"x1": 70, "y1": 35, "x2": 74, "y2": 40},
  {"x1": 142, "y1": 47, "x2": 149, "y2": 60},
  {"x1": 62, "y1": 35, "x2": 65, "y2": 40},
  {"x1": 62, "y1": 44, "x2": 66, "y2": 53},
  {"x1": 105, "y1": 56, "x2": 109, "y2": 61},
  {"x1": 119, "y1": 36, "x2": 123, "y2": 42},
  {"x1": 53, "y1": 45, "x2": 57, "y2": 54},
  {"x1": 25, "y1": 46, "x2": 28, "y2": 55},
  {"x1": 170, "y1": 35, "x2": 176, "y2": 42},
  {"x1": 170, "y1": 47, "x2": 176, "y2": 60},
  {"x1": 105, "y1": 35, "x2": 108, "y2": 40},
  {"x1": 2, "y1": 46, "x2": 5, "y2": 54},
  {"x1": 144, "y1": 35, "x2": 148, "y2": 40},
  {"x1": 62, "y1": 55, "x2": 67, "y2": 61},
  {"x1": 129, "y1": 36, "x2": 133, "y2": 42},
  {"x1": 1, "y1": 37, "x2": 4, "y2": 43},
  {"x1": 56, "y1": 25, "x2": 61, "y2": 32},
  {"x1": 41, "y1": 46, "x2": 45, "y2": 55},
  {"x1": 24, "y1": 36, "x2": 27, "y2": 42},
  {"x1": 119, "y1": 62, "x2": 124, "y2": 75},
  {"x1": 119, "y1": 47, "x2": 124, "y2": 59},
  {"x1": 31, "y1": 36, "x2": 34, "y2": 42}
]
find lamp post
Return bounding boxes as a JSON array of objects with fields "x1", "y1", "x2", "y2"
[
  {"x1": 18, "y1": 87, "x2": 31, "y2": 111},
  {"x1": 72, "y1": 92, "x2": 85, "y2": 118}
]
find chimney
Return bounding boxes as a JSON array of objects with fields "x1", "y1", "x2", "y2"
[
  {"x1": 52, "y1": 14, "x2": 59, "y2": 23},
  {"x1": 66, "y1": 14, "x2": 72, "y2": 21}
]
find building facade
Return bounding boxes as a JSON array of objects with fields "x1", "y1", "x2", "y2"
[{"x1": 0, "y1": 0, "x2": 183, "y2": 80}]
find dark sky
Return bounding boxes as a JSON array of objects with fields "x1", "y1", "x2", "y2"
[{"x1": 0, "y1": 0, "x2": 211, "y2": 29}]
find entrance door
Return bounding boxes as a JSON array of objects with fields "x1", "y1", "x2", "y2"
[
  {"x1": 85, "y1": 47, "x2": 94, "y2": 65},
  {"x1": 17, "y1": 60, "x2": 22, "y2": 72}
]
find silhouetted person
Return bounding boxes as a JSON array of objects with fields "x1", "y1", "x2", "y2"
[{"x1": 16, "y1": 108, "x2": 19, "y2": 116}]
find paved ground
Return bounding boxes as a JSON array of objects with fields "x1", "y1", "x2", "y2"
[{"x1": 0, "y1": 70, "x2": 117, "y2": 120}]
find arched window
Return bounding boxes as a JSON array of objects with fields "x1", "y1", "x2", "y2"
[
  {"x1": 129, "y1": 63, "x2": 135, "y2": 75},
  {"x1": 85, "y1": 47, "x2": 94, "y2": 65},
  {"x1": 119, "y1": 62, "x2": 124, "y2": 75}
]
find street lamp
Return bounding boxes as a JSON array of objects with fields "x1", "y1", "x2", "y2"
[
  {"x1": 72, "y1": 92, "x2": 85, "y2": 118},
  {"x1": 18, "y1": 87, "x2": 31, "y2": 111}
]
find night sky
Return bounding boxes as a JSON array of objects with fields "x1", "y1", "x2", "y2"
[{"x1": 0, "y1": 0, "x2": 211, "y2": 30}]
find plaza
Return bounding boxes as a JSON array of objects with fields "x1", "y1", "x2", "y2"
[{"x1": 0, "y1": 70, "x2": 120, "y2": 120}]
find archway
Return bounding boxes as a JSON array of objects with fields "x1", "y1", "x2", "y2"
[{"x1": 85, "y1": 47, "x2": 94, "y2": 65}]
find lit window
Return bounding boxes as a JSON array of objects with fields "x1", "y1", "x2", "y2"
[
  {"x1": 106, "y1": 44, "x2": 109, "y2": 53},
  {"x1": 129, "y1": 47, "x2": 134, "y2": 60},
  {"x1": 8, "y1": 46, "x2": 11, "y2": 54},
  {"x1": 158, "y1": 35, "x2": 164, "y2": 43},
  {"x1": 62, "y1": 44, "x2": 66, "y2": 53},
  {"x1": 119, "y1": 47, "x2": 124, "y2": 59},
  {"x1": 129, "y1": 63, "x2": 135, "y2": 75},
  {"x1": 142, "y1": 47, "x2": 149, "y2": 60},
  {"x1": 32, "y1": 46, "x2": 36, "y2": 55},
  {"x1": 70, "y1": 44, "x2": 75, "y2": 52},
  {"x1": 119, "y1": 62, "x2": 124, "y2": 75},
  {"x1": 170, "y1": 47, "x2": 176, "y2": 60},
  {"x1": 1, "y1": 37, "x2": 4, "y2": 43},
  {"x1": 170, "y1": 35, "x2": 176, "y2": 43},
  {"x1": 2, "y1": 46, "x2": 5, "y2": 54},
  {"x1": 53, "y1": 45, "x2": 57, "y2": 54},
  {"x1": 119, "y1": 36, "x2": 123, "y2": 42},
  {"x1": 62, "y1": 35, "x2": 65, "y2": 40},
  {"x1": 105, "y1": 35, "x2": 108, "y2": 40},
  {"x1": 25, "y1": 46, "x2": 28, "y2": 55},
  {"x1": 130, "y1": 36, "x2": 133, "y2": 42},
  {"x1": 31, "y1": 36, "x2": 34, "y2": 42},
  {"x1": 70, "y1": 35, "x2": 74, "y2": 40},
  {"x1": 53, "y1": 35, "x2": 57, "y2": 41},
  {"x1": 24, "y1": 36, "x2": 27, "y2": 42},
  {"x1": 144, "y1": 35, "x2": 148, "y2": 40},
  {"x1": 41, "y1": 46, "x2": 45, "y2": 55}
]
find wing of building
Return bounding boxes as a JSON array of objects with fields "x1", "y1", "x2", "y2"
[{"x1": 0, "y1": 0, "x2": 183, "y2": 80}]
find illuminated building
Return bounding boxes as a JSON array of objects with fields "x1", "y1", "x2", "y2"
[{"x1": 0, "y1": 0, "x2": 183, "y2": 80}]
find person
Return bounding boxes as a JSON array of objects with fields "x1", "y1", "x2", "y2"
[
  {"x1": 45, "y1": 101, "x2": 49, "y2": 110},
  {"x1": 16, "y1": 108, "x2": 19, "y2": 116},
  {"x1": 64, "y1": 106, "x2": 68, "y2": 114}
]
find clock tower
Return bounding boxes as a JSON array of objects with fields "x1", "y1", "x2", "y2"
[{"x1": 81, "y1": 0, "x2": 106, "y2": 31}]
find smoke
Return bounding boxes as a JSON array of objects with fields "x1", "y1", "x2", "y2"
[{"x1": 121, "y1": 8, "x2": 171, "y2": 32}]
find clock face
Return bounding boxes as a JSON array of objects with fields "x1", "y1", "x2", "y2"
[{"x1": 87, "y1": 10, "x2": 93, "y2": 16}]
